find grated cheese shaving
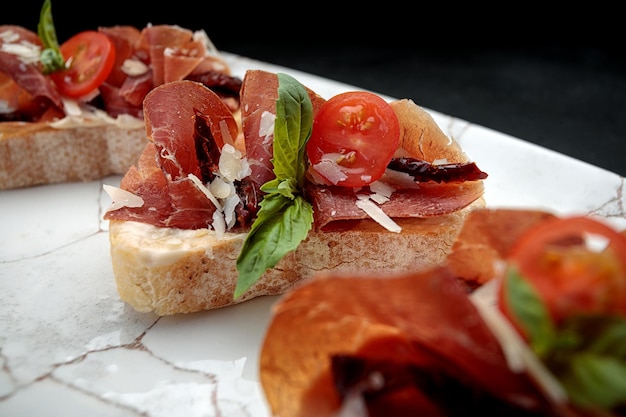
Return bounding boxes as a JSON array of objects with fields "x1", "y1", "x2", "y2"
[
  {"x1": 369, "y1": 180, "x2": 395, "y2": 198},
  {"x1": 0, "y1": 29, "x2": 41, "y2": 64},
  {"x1": 313, "y1": 160, "x2": 347, "y2": 185},
  {"x1": 188, "y1": 173, "x2": 222, "y2": 210},
  {"x1": 583, "y1": 231, "x2": 610, "y2": 252},
  {"x1": 222, "y1": 193, "x2": 241, "y2": 229},
  {"x1": 258, "y1": 111, "x2": 276, "y2": 144},
  {"x1": 368, "y1": 193, "x2": 389, "y2": 205},
  {"x1": 209, "y1": 177, "x2": 234, "y2": 199},
  {"x1": 212, "y1": 211, "x2": 226, "y2": 240},
  {"x1": 49, "y1": 101, "x2": 144, "y2": 130},
  {"x1": 218, "y1": 144, "x2": 250, "y2": 181},
  {"x1": 470, "y1": 280, "x2": 568, "y2": 405},
  {"x1": 103, "y1": 184, "x2": 144, "y2": 212},
  {"x1": 355, "y1": 194, "x2": 401, "y2": 233},
  {"x1": 121, "y1": 58, "x2": 148, "y2": 76},
  {"x1": 186, "y1": 145, "x2": 250, "y2": 236}
]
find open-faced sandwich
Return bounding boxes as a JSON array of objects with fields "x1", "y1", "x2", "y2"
[
  {"x1": 0, "y1": 0, "x2": 240, "y2": 189},
  {"x1": 259, "y1": 208, "x2": 626, "y2": 416},
  {"x1": 102, "y1": 69, "x2": 488, "y2": 315}
]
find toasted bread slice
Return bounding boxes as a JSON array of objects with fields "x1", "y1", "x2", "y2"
[
  {"x1": 108, "y1": 196, "x2": 484, "y2": 315},
  {"x1": 0, "y1": 121, "x2": 147, "y2": 190}
]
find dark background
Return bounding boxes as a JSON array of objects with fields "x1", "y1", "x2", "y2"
[{"x1": 5, "y1": 2, "x2": 626, "y2": 177}]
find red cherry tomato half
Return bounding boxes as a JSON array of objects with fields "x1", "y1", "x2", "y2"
[
  {"x1": 500, "y1": 216, "x2": 626, "y2": 328},
  {"x1": 306, "y1": 91, "x2": 400, "y2": 187},
  {"x1": 50, "y1": 31, "x2": 116, "y2": 98}
]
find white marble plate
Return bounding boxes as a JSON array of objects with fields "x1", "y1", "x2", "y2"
[{"x1": 1, "y1": 53, "x2": 625, "y2": 417}]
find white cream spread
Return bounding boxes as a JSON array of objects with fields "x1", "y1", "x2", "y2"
[{"x1": 115, "y1": 221, "x2": 246, "y2": 268}]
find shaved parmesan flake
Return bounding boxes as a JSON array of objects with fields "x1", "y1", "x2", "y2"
[
  {"x1": 0, "y1": 30, "x2": 20, "y2": 43},
  {"x1": 223, "y1": 193, "x2": 241, "y2": 229},
  {"x1": 0, "y1": 31, "x2": 41, "y2": 64},
  {"x1": 188, "y1": 145, "x2": 250, "y2": 235},
  {"x1": 369, "y1": 180, "x2": 395, "y2": 198},
  {"x1": 212, "y1": 211, "x2": 226, "y2": 239},
  {"x1": 368, "y1": 193, "x2": 389, "y2": 205},
  {"x1": 584, "y1": 231, "x2": 610, "y2": 252},
  {"x1": 470, "y1": 280, "x2": 568, "y2": 405},
  {"x1": 60, "y1": 98, "x2": 83, "y2": 117},
  {"x1": 313, "y1": 160, "x2": 347, "y2": 185},
  {"x1": 219, "y1": 144, "x2": 250, "y2": 181},
  {"x1": 355, "y1": 194, "x2": 401, "y2": 233},
  {"x1": 259, "y1": 111, "x2": 276, "y2": 144},
  {"x1": 121, "y1": 58, "x2": 148, "y2": 76},
  {"x1": 209, "y1": 177, "x2": 234, "y2": 199},
  {"x1": 0, "y1": 99, "x2": 15, "y2": 113},
  {"x1": 336, "y1": 392, "x2": 371, "y2": 417},
  {"x1": 188, "y1": 174, "x2": 222, "y2": 211},
  {"x1": 103, "y1": 184, "x2": 144, "y2": 212},
  {"x1": 381, "y1": 169, "x2": 420, "y2": 188},
  {"x1": 49, "y1": 101, "x2": 143, "y2": 129}
]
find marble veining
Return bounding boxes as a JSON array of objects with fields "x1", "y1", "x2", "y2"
[{"x1": 1, "y1": 54, "x2": 625, "y2": 417}]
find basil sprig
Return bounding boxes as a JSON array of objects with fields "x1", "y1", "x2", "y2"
[
  {"x1": 37, "y1": 0, "x2": 65, "y2": 74},
  {"x1": 503, "y1": 266, "x2": 626, "y2": 412},
  {"x1": 234, "y1": 73, "x2": 314, "y2": 299}
]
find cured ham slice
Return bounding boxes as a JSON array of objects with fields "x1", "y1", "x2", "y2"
[
  {"x1": 135, "y1": 25, "x2": 212, "y2": 86},
  {"x1": 1, "y1": 23, "x2": 239, "y2": 124},
  {"x1": 144, "y1": 79, "x2": 238, "y2": 180},
  {"x1": 260, "y1": 267, "x2": 551, "y2": 417},
  {"x1": 446, "y1": 209, "x2": 558, "y2": 284},
  {"x1": 105, "y1": 80, "x2": 239, "y2": 229},
  {"x1": 239, "y1": 70, "x2": 326, "y2": 189},
  {"x1": 98, "y1": 25, "x2": 142, "y2": 87},
  {"x1": 306, "y1": 180, "x2": 486, "y2": 230},
  {"x1": 107, "y1": 71, "x2": 489, "y2": 233},
  {"x1": 106, "y1": 141, "x2": 219, "y2": 229}
]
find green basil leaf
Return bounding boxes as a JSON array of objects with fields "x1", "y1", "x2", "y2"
[
  {"x1": 260, "y1": 178, "x2": 298, "y2": 199},
  {"x1": 234, "y1": 73, "x2": 314, "y2": 299},
  {"x1": 503, "y1": 266, "x2": 556, "y2": 356},
  {"x1": 273, "y1": 73, "x2": 313, "y2": 185},
  {"x1": 234, "y1": 193, "x2": 313, "y2": 298},
  {"x1": 560, "y1": 351, "x2": 626, "y2": 411},
  {"x1": 544, "y1": 315, "x2": 626, "y2": 411},
  {"x1": 37, "y1": 0, "x2": 65, "y2": 73}
]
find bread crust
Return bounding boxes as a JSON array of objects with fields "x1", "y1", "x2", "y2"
[
  {"x1": 108, "y1": 197, "x2": 484, "y2": 315},
  {"x1": 0, "y1": 122, "x2": 147, "y2": 190}
]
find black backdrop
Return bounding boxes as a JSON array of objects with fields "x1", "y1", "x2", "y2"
[{"x1": 5, "y1": 1, "x2": 626, "y2": 176}]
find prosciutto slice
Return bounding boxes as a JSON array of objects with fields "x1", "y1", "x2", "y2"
[
  {"x1": 105, "y1": 142, "x2": 218, "y2": 229},
  {"x1": 105, "y1": 81, "x2": 239, "y2": 229},
  {"x1": 306, "y1": 180, "x2": 486, "y2": 230},
  {"x1": 98, "y1": 25, "x2": 142, "y2": 87},
  {"x1": 260, "y1": 267, "x2": 554, "y2": 417},
  {"x1": 1, "y1": 23, "x2": 239, "y2": 123},
  {"x1": 107, "y1": 70, "x2": 488, "y2": 233},
  {"x1": 144, "y1": 79, "x2": 239, "y2": 180}
]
